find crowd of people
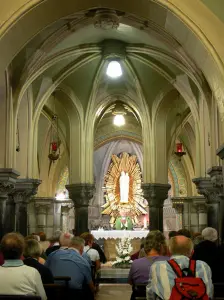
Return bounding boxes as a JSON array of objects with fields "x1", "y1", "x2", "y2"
[
  {"x1": 0, "y1": 230, "x2": 106, "y2": 300},
  {"x1": 0, "y1": 227, "x2": 222, "y2": 300},
  {"x1": 128, "y1": 227, "x2": 223, "y2": 300}
]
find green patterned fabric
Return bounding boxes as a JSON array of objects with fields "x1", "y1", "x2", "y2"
[{"x1": 115, "y1": 217, "x2": 133, "y2": 230}]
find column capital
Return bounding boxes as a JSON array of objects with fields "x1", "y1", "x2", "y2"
[
  {"x1": 192, "y1": 177, "x2": 221, "y2": 203},
  {"x1": 61, "y1": 205, "x2": 71, "y2": 215},
  {"x1": 216, "y1": 144, "x2": 224, "y2": 160},
  {"x1": 0, "y1": 169, "x2": 20, "y2": 196},
  {"x1": 33, "y1": 197, "x2": 54, "y2": 214},
  {"x1": 66, "y1": 183, "x2": 95, "y2": 207},
  {"x1": 9, "y1": 178, "x2": 41, "y2": 203},
  {"x1": 207, "y1": 166, "x2": 223, "y2": 188},
  {"x1": 142, "y1": 183, "x2": 171, "y2": 206}
]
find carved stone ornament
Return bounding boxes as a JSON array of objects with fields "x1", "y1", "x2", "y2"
[
  {"x1": 142, "y1": 183, "x2": 171, "y2": 207},
  {"x1": 0, "y1": 182, "x2": 15, "y2": 196},
  {"x1": 9, "y1": 179, "x2": 41, "y2": 204},
  {"x1": 61, "y1": 205, "x2": 71, "y2": 215},
  {"x1": 192, "y1": 177, "x2": 221, "y2": 203},
  {"x1": 35, "y1": 204, "x2": 50, "y2": 215},
  {"x1": 66, "y1": 183, "x2": 95, "y2": 207},
  {"x1": 94, "y1": 9, "x2": 120, "y2": 30}
]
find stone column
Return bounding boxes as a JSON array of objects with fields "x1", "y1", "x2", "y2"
[
  {"x1": 193, "y1": 199, "x2": 207, "y2": 232},
  {"x1": 66, "y1": 184, "x2": 95, "y2": 235},
  {"x1": 172, "y1": 199, "x2": 184, "y2": 230},
  {"x1": 0, "y1": 169, "x2": 20, "y2": 237},
  {"x1": 35, "y1": 202, "x2": 51, "y2": 232},
  {"x1": 61, "y1": 205, "x2": 71, "y2": 233},
  {"x1": 193, "y1": 175, "x2": 221, "y2": 235},
  {"x1": 10, "y1": 179, "x2": 41, "y2": 236},
  {"x1": 142, "y1": 183, "x2": 170, "y2": 231}
]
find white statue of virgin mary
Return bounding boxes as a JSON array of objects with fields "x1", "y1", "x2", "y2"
[{"x1": 119, "y1": 171, "x2": 130, "y2": 203}]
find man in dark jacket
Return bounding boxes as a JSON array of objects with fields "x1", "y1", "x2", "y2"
[{"x1": 192, "y1": 227, "x2": 221, "y2": 282}]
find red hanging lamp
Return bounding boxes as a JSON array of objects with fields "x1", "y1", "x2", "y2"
[
  {"x1": 175, "y1": 142, "x2": 186, "y2": 160},
  {"x1": 48, "y1": 114, "x2": 61, "y2": 162},
  {"x1": 174, "y1": 104, "x2": 186, "y2": 161}
]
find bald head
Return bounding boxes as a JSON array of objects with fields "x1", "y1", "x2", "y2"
[{"x1": 169, "y1": 235, "x2": 193, "y2": 257}]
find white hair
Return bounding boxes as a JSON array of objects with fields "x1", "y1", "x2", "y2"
[
  {"x1": 59, "y1": 232, "x2": 74, "y2": 247},
  {"x1": 202, "y1": 227, "x2": 218, "y2": 242}
]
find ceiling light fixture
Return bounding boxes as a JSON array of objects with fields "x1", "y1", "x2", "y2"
[
  {"x1": 106, "y1": 61, "x2": 122, "y2": 78},
  {"x1": 113, "y1": 114, "x2": 125, "y2": 127},
  {"x1": 112, "y1": 102, "x2": 126, "y2": 127}
]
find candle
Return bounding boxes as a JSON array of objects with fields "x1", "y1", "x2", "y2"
[{"x1": 144, "y1": 216, "x2": 147, "y2": 229}]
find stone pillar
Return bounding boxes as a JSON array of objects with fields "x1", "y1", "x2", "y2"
[
  {"x1": 61, "y1": 205, "x2": 71, "y2": 232},
  {"x1": 66, "y1": 184, "x2": 95, "y2": 235},
  {"x1": 193, "y1": 199, "x2": 207, "y2": 232},
  {"x1": 142, "y1": 183, "x2": 170, "y2": 231},
  {"x1": 172, "y1": 199, "x2": 184, "y2": 230},
  {"x1": 0, "y1": 169, "x2": 20, "y2": 237},
  {"x1": 193, "y1": 174, "x2": 222, "y2": 235},
  {"x1": 35, "y1": 202, "x2": 51, "y2": 233},
  {"x1": 10, "y1": 179, "x2": 41, "y2": 236}
]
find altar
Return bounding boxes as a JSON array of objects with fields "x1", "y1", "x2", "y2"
[{"x1": 91, "y1": 230, "x2": 149, "y2": 261}]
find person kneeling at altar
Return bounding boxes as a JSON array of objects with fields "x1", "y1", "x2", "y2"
[
  {"x1": 45, "y1": 236, "x2": 95, "y2": 300},
  {"x1": 128, "y1": 231, "x2": 169, "y2": 300}
]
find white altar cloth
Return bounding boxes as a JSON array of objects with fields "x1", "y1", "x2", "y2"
[{"x1": 91, "y1": 230, "x2": 149, "y2": 240}]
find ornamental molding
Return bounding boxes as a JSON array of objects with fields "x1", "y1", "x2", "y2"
[
  {"x1": 0, "y1": 182, "x2": 15, "y2": 196},
  {"x1": 192, "y1": 177, "x2": 222, "y2": 203},
  {"x1": 9, "y1": 179, "x2": 41, "y2": 203},
  {"x1": 142, "y1": 183, "x2": 171, "y2": 207},
  {"x1": 93, "y1": 9, "x2": 120, "y2": 30},
  {"x1": 66, "y1": 183, "x2": 95, "y2": 207}
]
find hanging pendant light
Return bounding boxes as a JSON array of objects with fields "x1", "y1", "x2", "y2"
[
  {"x1": 174, "y1": 101, "x2": 186, "y2": 161},
  {"x1": 48, "y1": 114, "x2": 61, "y2": 162}
]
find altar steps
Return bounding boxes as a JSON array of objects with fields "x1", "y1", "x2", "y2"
[{"x1": 97, "y1": 284, "x2": 132, "y2": 300}]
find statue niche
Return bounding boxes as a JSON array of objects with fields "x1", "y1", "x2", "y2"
[{"x1": 102, "y1": 152, "x2": 147, "y2": 229}]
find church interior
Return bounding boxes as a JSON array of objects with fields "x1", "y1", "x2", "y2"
[{"x1": 1, "y1": 1, "x2": 224, "y2": 299}]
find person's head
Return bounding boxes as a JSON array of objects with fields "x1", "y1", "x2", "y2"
[
  {"x1": 49, "y1": 230, "x2": 62, "y2": 244},
  {"x1": 202, "y1": 227, "x2": 218, "y2": 242},
  {"x1": 69, "y1": 237, "x2": 85, "y2": 255},
  {"x1": 144, "y1": 230, "x2": 167, "y2": 256},
  {"x1": 169, "y1": 235, "x2": 194, "y2": 257},
  {"x1": 38, "y1": 232, "x2": 46, "y2": 242},
  {"x1": 59, "y1": 232, "x2": 73, "y2": 247},
  {"x1": 169, "y1": 231, "x2": 178, "y2": 239},
  {"x1": 24, "y1": 239, "x2": 42, "y2": 259},
  {"x1": 1, "y1": 232, "x2": 25, "y2": 260},
  {"x1": 80, "y1": 233, "x2": 94, "y2": 247},
  {"x1": 177, "y1": 229, "x2": 192, "y2": 239},
  {"x1": 193, "y1": 235, "x2": 204, "y2": 246}
]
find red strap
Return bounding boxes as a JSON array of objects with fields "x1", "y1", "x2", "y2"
[
  {"x1": 168, "y1": 259, "x2": 183, "y2": 278},
  {"x1": 189, "y1": 259, "x2": 196, "y2": 277}
]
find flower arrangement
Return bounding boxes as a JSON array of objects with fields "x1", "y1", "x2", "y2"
[{"x1": 112, "y1": 237, "x2": 133, "y2": 267}]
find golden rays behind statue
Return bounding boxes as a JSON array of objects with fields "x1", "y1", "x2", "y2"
[{"x1": 102, "y1": 152, "x2": 147, "y2": 227}]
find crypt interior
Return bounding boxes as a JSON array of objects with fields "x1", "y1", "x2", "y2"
[{"x1": 1, "y1": 0, "x2": 224, "y2": 243}]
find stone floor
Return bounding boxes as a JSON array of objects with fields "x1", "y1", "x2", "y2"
[{"x1": 97, "y1": 284, "x2": 132, "y2": 300}]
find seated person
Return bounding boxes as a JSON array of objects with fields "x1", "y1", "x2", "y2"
[
  {"x1": 80, "y1": 233, "x2": 101, "y2": 271},
  {"x1": 38, "y1": 232, "x2": 50, "y2": 252},
  {"x1": 23, "y1": 239, "x2": 54, "y2": 284},
  {"x1": 0, "y1": 232, "x2": 46, "y2": 300},
  {"x1": 177, "y1": 228, "x2": 192, "y2": 238},
  {"x1": 149, "y1": 235, "x2": 213, "y2": 300},
  {"x1": 25, "y1": 235, "x2": 45, "y2": 264},
  {"x1": 128, "y1": 231, "x2": 169, "y2": 300},
  {"x1": 168, "y1": 231, "x2": 178, "y2": 239},
  {"x1": 45, "y1": 230, "x2": 61, "y2": 256},
  {"x1": 131, "y1": 239, "x2": 145, "y2": 261},
  {"x1": 45, "y1": 236, "x2": 95, "y2": 300},
  {"x1": 192, "y1": 227, "x2": 220, "y2": 282}
]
